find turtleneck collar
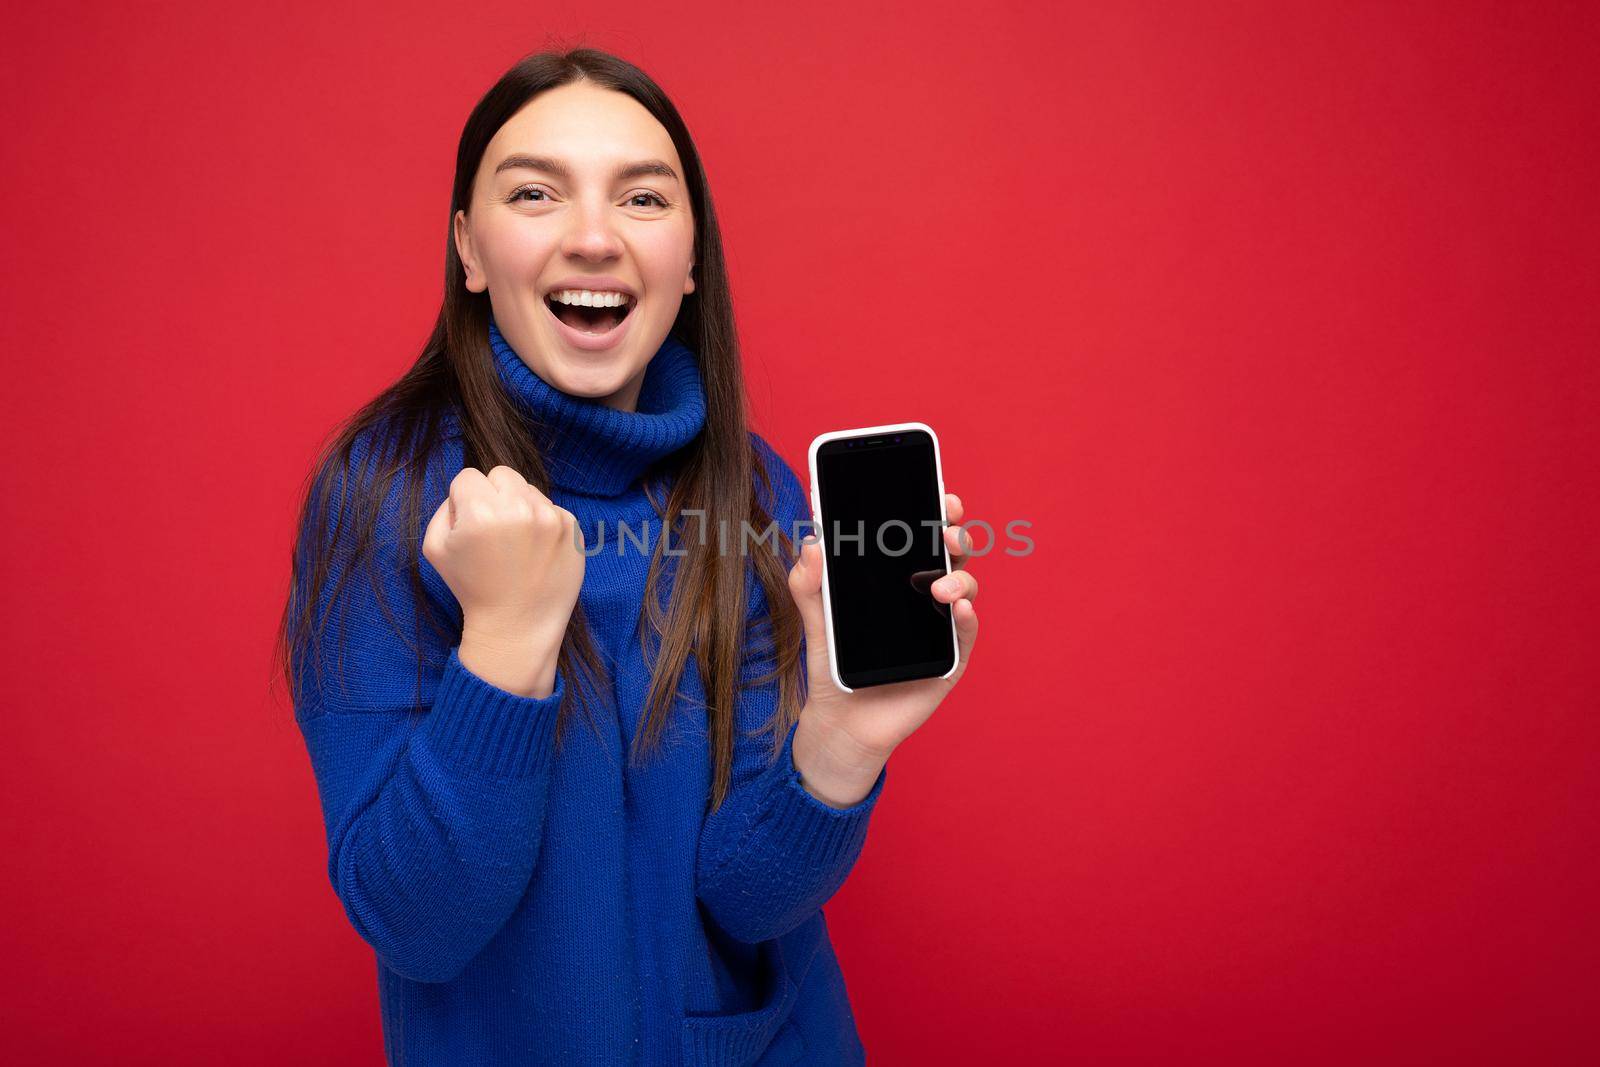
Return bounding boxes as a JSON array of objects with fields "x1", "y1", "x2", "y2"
[{"x1": 487, "y1": 313, "x2": 707, "y2": 498}]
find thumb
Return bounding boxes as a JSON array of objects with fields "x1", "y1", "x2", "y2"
[
  {"x1": 786, "y1": 537, "x2": 833, "y2": 683},
  {"x1": 421, "y1": 494, "x2": 453, "y2": 565}
]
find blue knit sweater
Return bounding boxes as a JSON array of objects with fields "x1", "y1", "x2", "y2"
[{"x1": 293, "y1": 315, "x2": 887, "y2": 1066}]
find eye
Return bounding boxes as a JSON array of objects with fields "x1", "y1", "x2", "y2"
[
  {"x1": 627, "y1": 191, "x2": 669, "y2": 209},
  {"x1": 507, "y1": 184, "x2": 551, "y2": 204}
]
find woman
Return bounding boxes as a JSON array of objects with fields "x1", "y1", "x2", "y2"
[{"x1": 278, "y1": 48, "x2": 980, "y2": 1066}]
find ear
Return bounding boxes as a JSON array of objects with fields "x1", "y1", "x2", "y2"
[
  {"x1": 683, "y1": 257, "x2": 695, "y2": 297},
  {"x1": 454, "y1": 210, "x2": 484, "y2": 293}
]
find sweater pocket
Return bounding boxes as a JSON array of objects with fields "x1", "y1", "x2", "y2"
[{"x1": 681, "y1": 936, "x2": 802, "y2": 1067}]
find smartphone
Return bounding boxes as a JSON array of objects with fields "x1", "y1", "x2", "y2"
[{"x1": 806, "y1": 422, "x2": 960, "y2": 692}]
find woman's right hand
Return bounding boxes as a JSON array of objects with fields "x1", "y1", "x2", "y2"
[{"x1": 422, "y1": 465, "x2": 585, "y2": 697}]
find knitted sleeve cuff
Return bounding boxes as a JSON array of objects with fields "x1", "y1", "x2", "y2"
[
  {"x1": 416, "y1": 646, "x2": 563, "y2": 779},
  {"x1": 777, "y1": 716, "x2": 888, "y2": 818},
  {"x1": 694, "y1": 716, "x2": 887, "y2": 943},
  {"x1": 720, "y1": 718, "x2": 887, "y2": 876}
]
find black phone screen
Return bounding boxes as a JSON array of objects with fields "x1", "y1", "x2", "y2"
[{"x1": 815, "y1": 429, "x2": 956, "y2": 688}]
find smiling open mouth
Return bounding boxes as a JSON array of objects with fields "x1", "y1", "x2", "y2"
[{"x1": 545, "y1": 291, "x2": 635, "y2": 335}]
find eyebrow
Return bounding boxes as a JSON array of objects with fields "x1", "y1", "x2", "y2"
[{"x1": 493, "y1": 154, "x2": 680, "y2": 184}]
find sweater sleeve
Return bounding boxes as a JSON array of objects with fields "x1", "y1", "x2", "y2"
[
  {"x1": 290, "y1": 425, "x2": 564, "y2": 983},
  {"x1": 693, "y1": 435, "x2": 888, "y2": 944}
]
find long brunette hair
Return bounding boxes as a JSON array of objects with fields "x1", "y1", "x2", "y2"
[{"x1": 272, "y1": 47, "x2": 803, "y2": 813}]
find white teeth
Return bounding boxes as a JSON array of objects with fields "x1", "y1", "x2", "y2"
[{"x1": 548, "y1": 289, "x2": 630, "y2": 307}]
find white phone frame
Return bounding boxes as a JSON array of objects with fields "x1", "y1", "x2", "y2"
[{"x1": 806, "y1": 421, "x2": 960, "y2": 694}]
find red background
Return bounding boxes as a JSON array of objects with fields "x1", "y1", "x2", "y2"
[{"x1": 3, "y1": 2, "x2": 1596, "y2": 1063}]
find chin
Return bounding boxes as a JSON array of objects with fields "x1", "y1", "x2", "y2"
[{"x1": 544, "y1": 358, "x2": 633, "y2": 400}]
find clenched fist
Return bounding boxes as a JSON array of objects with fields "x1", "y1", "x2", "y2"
[{"x1": 422, "y1": 465, "x2": 585, "y2": 697}]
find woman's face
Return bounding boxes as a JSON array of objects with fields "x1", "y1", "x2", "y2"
[{"x1": 454, "y1": 81, "x2": 696, "y2": 412}]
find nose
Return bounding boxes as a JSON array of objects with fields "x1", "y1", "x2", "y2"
[{"x1": 559, "y1": 196, "x2": 624, "y2": 262}]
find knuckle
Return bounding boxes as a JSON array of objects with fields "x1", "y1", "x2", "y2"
[{"x1": 487, "y1": 465, "x2": 528, "y2": 490}]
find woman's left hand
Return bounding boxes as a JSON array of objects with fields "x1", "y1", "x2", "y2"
[{"x1": 787, "y1": 491, "x2": 980, "y2": 767}]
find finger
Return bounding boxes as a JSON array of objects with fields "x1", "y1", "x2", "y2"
[
  {"x1": 943, "y1": 493, "x2": 969, "y2": 570},
  {"x1": 485, "y1": 464, "x2": 530, "y2": 495},
  {"x1": 565, "y1": 509, "x2": 586, "y2": 553},
  {"x1": 523, "y1": 480, "x2": 554, "y2": 507},
  {"x1": 944, "y1": 522, "x2": 972, "y2": 570},
  {"x1": 786, "y1": 537, "x2": 824, "y2": 632},
  {"x1": 422, "y1": 494, "x2": 453, "y2": 561},
  {"x1": 520, "y1": 482, "x2": 563, "y2": 524},
  {"x1": 450, "y1": 467, "x2": 497, "y2": 525},
  {"x1": 951, "y1": 596, "x2": 978, "y2": 675},
  {"x1": 787, "y1": 537, "x2": 834, "y2": 684},
  {"x1": 932, "y1": 569, "x2": 978, "y2": 604}
]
